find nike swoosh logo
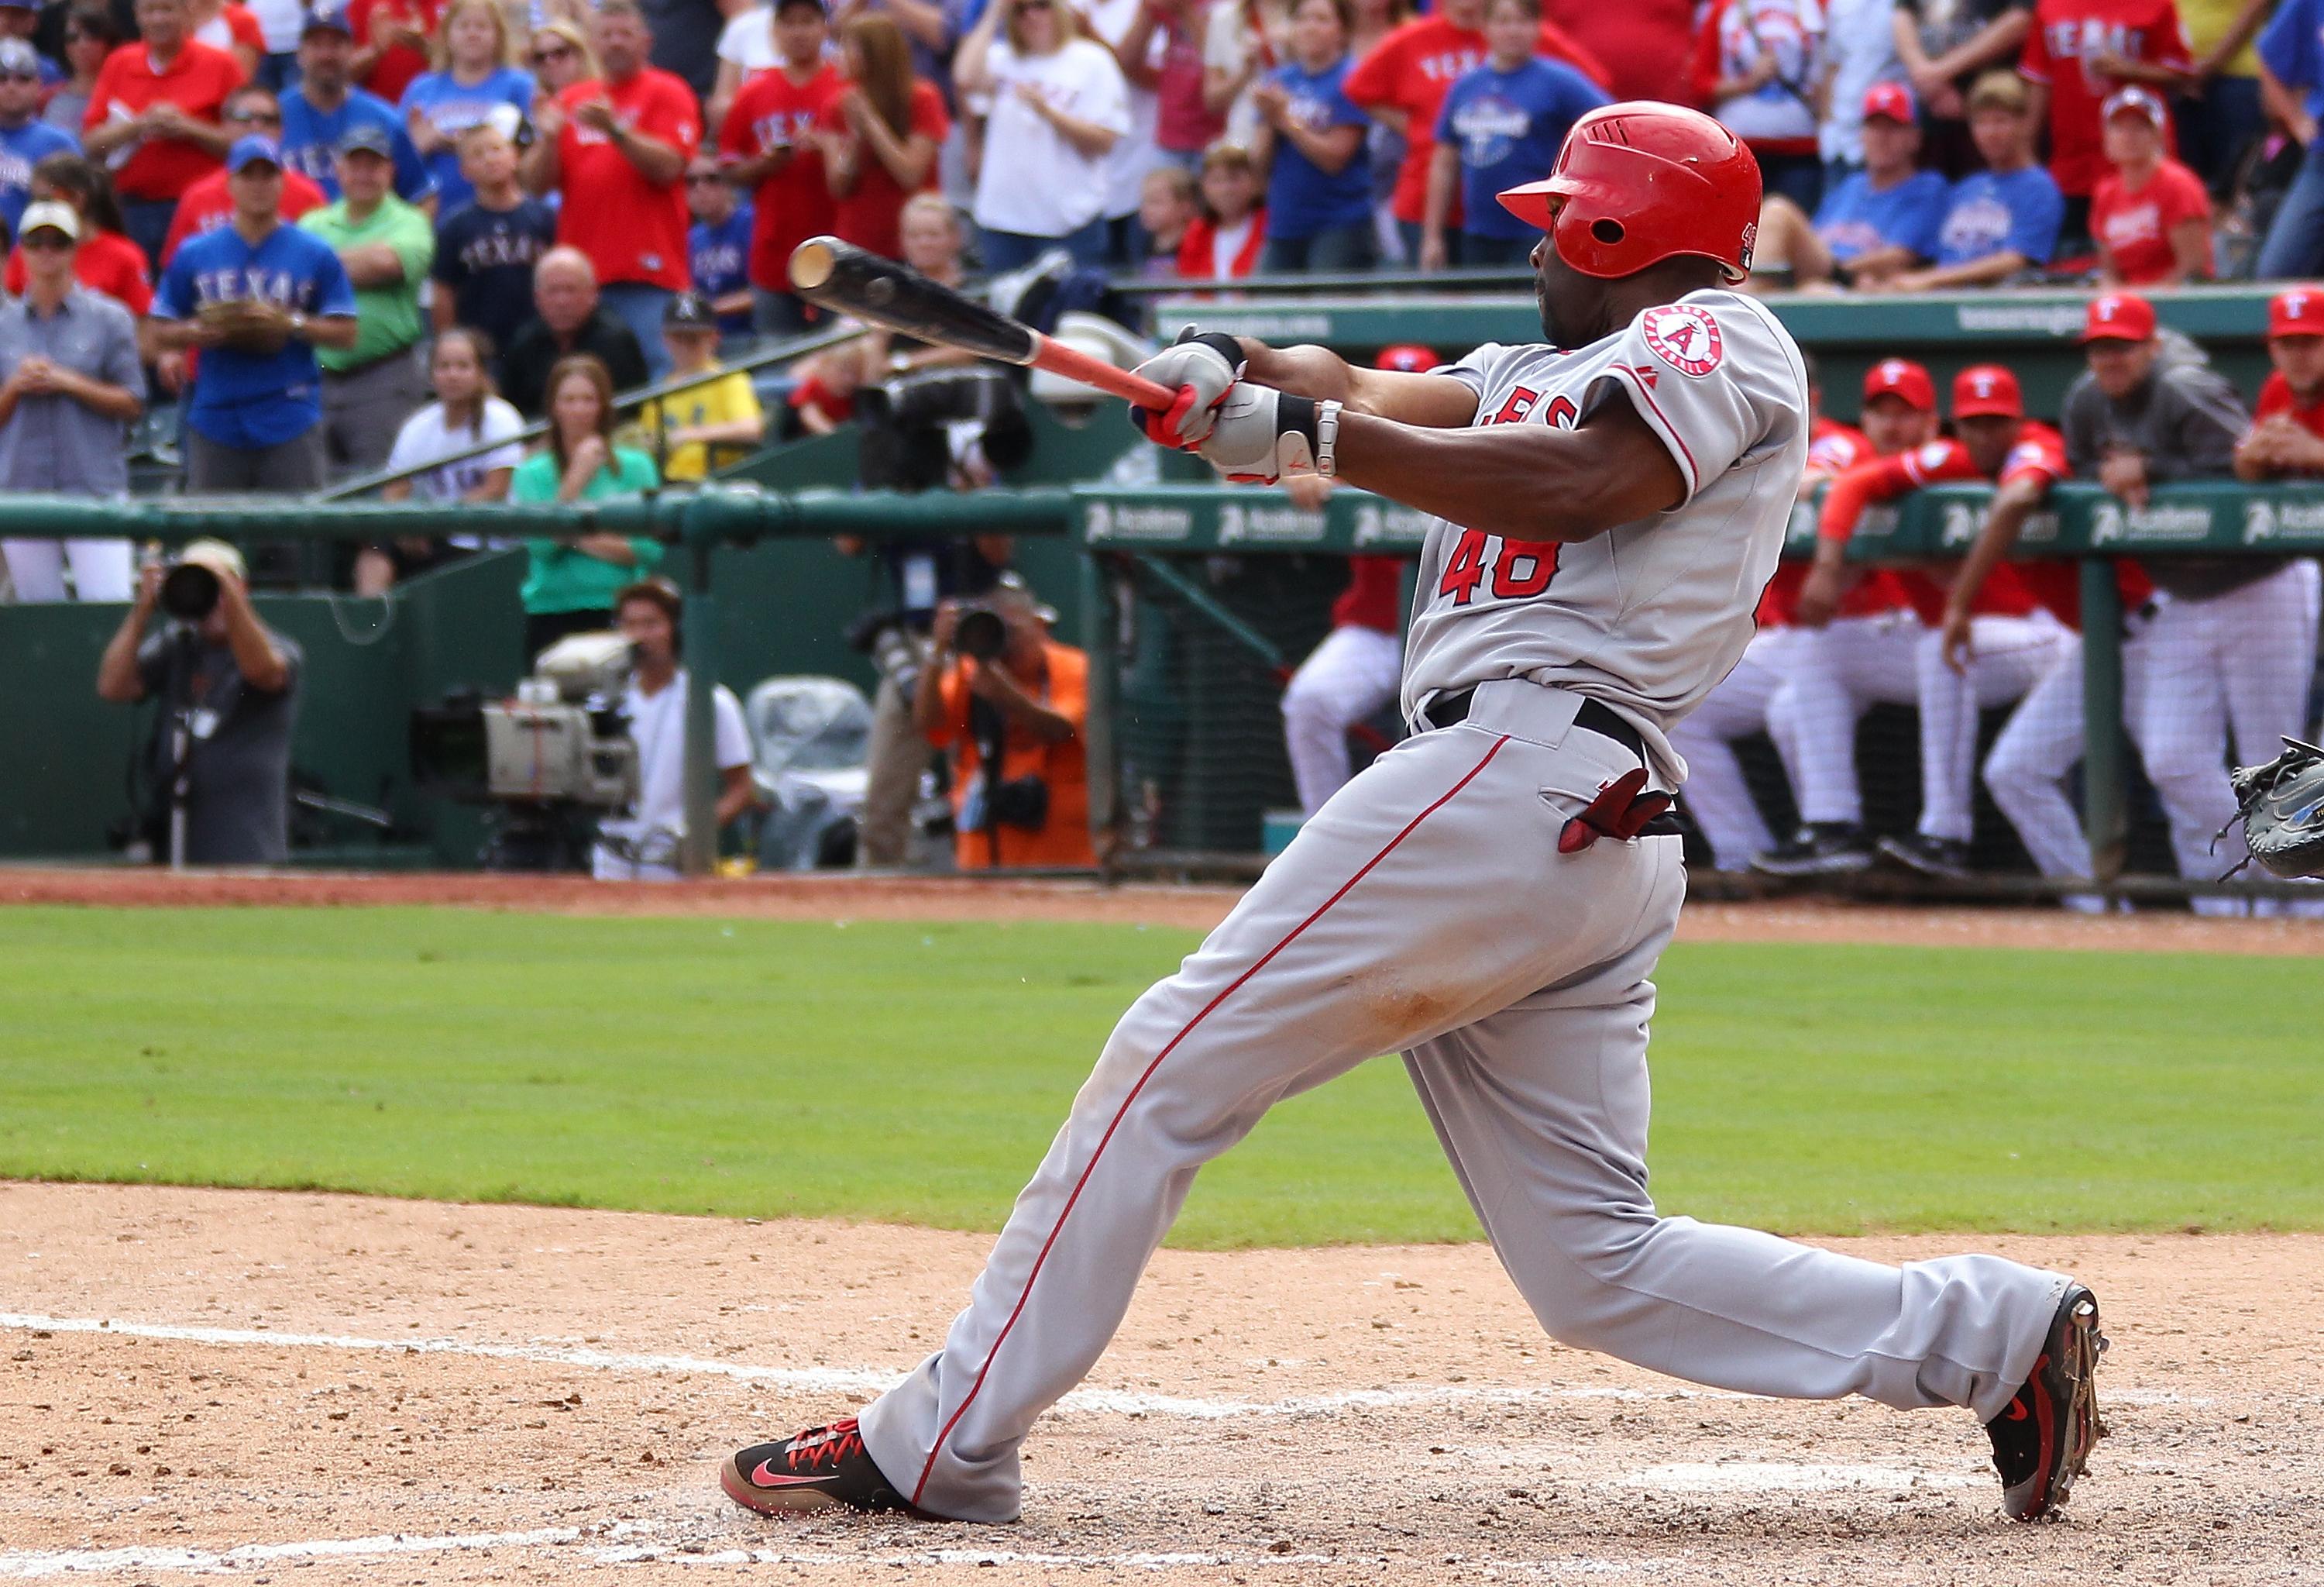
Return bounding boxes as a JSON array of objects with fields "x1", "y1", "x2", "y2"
[
  {"x1": 2003, "y1": 1400, "x2": 2030, "y2": 1422},
  {"x1": 749, "y1": 1459, "x2": 833, "y2": 1487}
]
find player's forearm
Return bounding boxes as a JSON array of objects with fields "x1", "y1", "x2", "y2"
[
  {"x1": 95, "y1": 606, "x2": 153, "y2": 701},
  {"x1": 1328, "y1": 406, "x2": 1683, "y2": 543},
  {"x1": 1951, "y1": 480, "x2": 2044, "y2": 610},
  {"x1": 1239, "y1": 342, "x2": 1477, "y2": 425}
]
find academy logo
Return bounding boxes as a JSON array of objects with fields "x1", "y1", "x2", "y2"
[
  {"x1": 2246, "y1": 500, "x2": 2276, "y2": 545},
  {"x1": 1941, "y1": 501, "x2": 1979, "y2": 548},
  {"x1": 1641, "y1": 305, "x2": 1724, "y2": 378}
]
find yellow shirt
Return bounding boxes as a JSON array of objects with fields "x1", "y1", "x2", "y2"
[
  {"x1": 2177, "y1": 0, "x2": 2257, "y2": 78},
  {"x1": 640, "y1": 368, "x2": 764, "y2": 481}
]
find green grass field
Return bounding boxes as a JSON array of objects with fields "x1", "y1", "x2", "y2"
[{"x1": 3, "y1": 906, "x2": 2317, "y2": 1245}]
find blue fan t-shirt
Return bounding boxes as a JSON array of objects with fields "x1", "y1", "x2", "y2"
[
  {"x1": 398, "y1": 67, "x2": 536, "y2": 214},
  {"x1": 1433, "y1": 57, "x2": 1607, "y2": 243},
  {"x1": 280, "y1": 84, "x2": 438, "y2": 204},
  {"x1": 155, "y1": 222, "x2": 360, "y2": 450},
  {"x1": 0, "y1": 119, "x2": 79, "y2": 235},
  {"x1": 1813, "y1": 167, "x2": 1949, "y2": 264},
  {"x1": 1933, "y1": 164, "x2": 2064, "y2": 267},
  {"x1": 1260, "y1": 57, "x2": 1374, "y2": 241},
  {"x1": 689, "y1": 201, "x2": 755, "y2": 336}
]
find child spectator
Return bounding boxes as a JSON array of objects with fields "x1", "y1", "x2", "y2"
[
  {"x1": 687, "y1": 161, "x2": 755, "y2": 342},
  {"x1": 719, "y1": 0, "x2": 840, "y2": 339},
  {"x1": 1250, "y1": 0, "x2": 1372, "y2": 271},
  {"x1": 814, "y1": 12, "x2": 947, "y2": 261},
  {"x1": 44, "y1": 8, "x2": 120, "y2": 136},
  {"x1": 160, "y1": 85, "x2": 329, "y2": 264},
  {"x1": 786, "y1": 335, "x2": 865, "y2": 435},
  {"x1": 1176, "y1": 139, "x2": 1264, "y2": 277},
  {"x1": 1690, "y1": 0, "x2": 1827, "y2": 212},
  {"x1": 399, "y1": 0, "x2": 535, "y2": 214},
  {"x1": 2019, "y1": 0, "x2": 2192, "y2": 241},
  {"x1": 4, "y1": 152, "x2": 153, "y2": 315},
  {"x1": 638, "y1": 289, "x2": 765, "y2": 481},
  {"x1": 1882, "y1": 68, "x2": 2061, "y2": 289},
  {"x1": 1136, "y1": 160, "x2": 1198, "y2": 274},
  {"x1": 511, "y1": 351, "x2": 662, "y2": 658},
  {"x1": 360, "y1": 325, "x2": 524, "y2": 594},
  {"x1": 0, "y1": 40, "x2": 79, "y2": 243},
  {"x1": 82, "y1": 0, "x2": 246, "y2": 270},
  {"x1": 1345, "y1": 0, "x2": 1606, "y2": 265},
  {"x1": 2092, "y1": 84, "x2": 2211, "y2": 284},
  {"x1": 1421, "y1": 0, "x2": 1605, "y2": 270},
  {"x1": 1892, "y1": 0, "x2": 2033, "y2": 170},
  {"x1": 2234, "y1": 287, "x2": 2324, "y2": 478},
  {"x1": 1752, "y1": 81, "x2": 1948, "y2": 287},
  {"x1": 429, "y1": 116, "x2": 555, "y2": 353}
]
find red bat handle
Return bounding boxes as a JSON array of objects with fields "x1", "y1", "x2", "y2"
[{"x1": 1030, "y1": 332, "x2": 1177, "y2": 410}]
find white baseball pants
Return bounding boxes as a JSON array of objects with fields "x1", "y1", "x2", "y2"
[
  {"x1": 2134, "y1": 560, "x2": 2322, "y2": 916},
  {"x1": 2, "y1": 538, "x2": 134, "y2": 603},
  {"x1": 1769, "y1": 614, "x2": 1924, "y2": 828},
  {"x1": 1281, "y1": 625, "x2": 1404, "y2": 816},
  {"x1": 1669, "y1": 627, "x2": 1806, "y2": 869},
  {"x1": 857, "y1": 680, "x2": 2069, "y2": 1523},
  {"x1": 1912, "y1": 614, "x2": 2073, "y2": 843}
]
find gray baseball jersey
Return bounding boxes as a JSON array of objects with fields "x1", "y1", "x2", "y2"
[{"x1": 1401, "y1": 289, "x2": 1811, "y2": 783}]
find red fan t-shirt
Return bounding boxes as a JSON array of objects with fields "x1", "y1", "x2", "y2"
[
  {"x1": 84, "y1": 38, "x2": 247, "y2": 201},
  {"x1": 555, "y1": 67, "x2": 701, "y2": 291},
  {"x1": 2, "y1": 230, "x2": 155, "y2": 314},
  {"x1": 349, "y1": 0, "x2": 445, "y2": 106},
  {"x1": 2019, "y1": 0, "x2": 2192, "y2": 197},
  {"x1": 720, "y1": 63, "x2": 844, "y2": 291},
  {"x1": 1345, "y1": 15, "x2": 1608, "y2": 225},
  {"x1": 815, "y1": 78, "x2": 950, "y2": 261},
  {"x1": 2092, "y1": 157, "x2": 2211, "y2": 284}
]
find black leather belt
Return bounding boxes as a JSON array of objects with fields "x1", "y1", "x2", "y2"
[{"x1": 1423, "y1": 687, "x2": 1646, "y2": 759}]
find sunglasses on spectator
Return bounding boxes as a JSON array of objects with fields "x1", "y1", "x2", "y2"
[{"x1": 531, "y1": 43, "x2": 573, "y2": 61}]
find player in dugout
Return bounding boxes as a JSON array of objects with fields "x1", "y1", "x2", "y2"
[{"x1": 720, "y1": 102, "x2": 2103, "y2": 1532}]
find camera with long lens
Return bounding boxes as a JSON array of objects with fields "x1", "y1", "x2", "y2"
[
  {"x1": 158, "y1": 558, "x2": 223, "y2": 621},
  {"x1": 856, "y1": 365, "x2": 1035, "y2": 494},
  {"x1": 952, "y1": 601, "x2": 1008, "y2": 662}
]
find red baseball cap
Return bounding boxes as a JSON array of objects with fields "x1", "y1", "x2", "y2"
[
  {"x1": 1862, "y1": 81, "x2": 1917, "y2": 126},
  {"x1": 1863, "y1": 357, "x2": 1936, "y2": 412},
  {"x1": 1952, "y1": 363, "x2": 2023, "y2": 418},
  {"x1": 2101, "y1": 84, "x2": 2168, "y2": 128},
  {"x1": 2082, "y1": 291, "x2": 2157, "y2": 343},
  {"x1": 1375, "y1": 343, "x2": 1439, "y2": 374},
  {"x1": 2268, "y1": 287, "x2": 2324, "y2": 339}
]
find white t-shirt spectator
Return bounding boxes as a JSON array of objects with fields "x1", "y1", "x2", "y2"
[
  {"x1": 385, "y1": 396, "x2": 526, "y2": 502},
  {"x1": 594, "y1": 669, "x2": 753, "y2": 879},
  {"x1": 1817, "y1": 0, "x2": 1903, "y2": 167},
  {"x1": 1081, "y1": 0, "x2": 1165, "y2": 222},
  {"x1": 716, "y1": 5, "x2": 780, "y2": 74},
  {"x1": 971, "y1": 37, "x2": 1133, "y2": 237}
]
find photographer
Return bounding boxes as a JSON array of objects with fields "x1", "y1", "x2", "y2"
[
  {"x1": 911, "y1": 573, "x2": 1093, "y2": 870},
  {"x1": 95, "y1": 539, "x2": 301, "y2": 866},
  {"x1": 591, "y1": 577, "x2": 758, "y2": 881}
]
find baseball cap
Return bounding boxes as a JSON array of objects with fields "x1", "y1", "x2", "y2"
[
  {"x1": 663, "y1": 290, "x2": 717, "y2": 331},
  {"x1": 1862, "y1": 81, "x2": 1916, "y2": 126},
  {"x1": 303, "y1": 4, "x2": 353, "y2": 36},
  {"x1": 335, "y1": 122, "x2": 394, "y2": 159},
  {"x1": 227, "y1": 133, "x2": 284, "y2": 172},
  {"x1": 1375, "y1": 343, "x2": 1439, "y2": 374},
  {"x1": 1862, "y1": 357, "x2": 1935, "y2": 412},
  {"x1": 2268, "y1": 287, "x2": 2324, "y2": 339},
  {"x1": 16, "y1": 201, "x2": 79, "y2": 242},
  {"x1": 772, "y1": 0, "x2": 829, "y2": 14},
  {"x1": 0, "y1": 36, "x2": 40, "y2": 75},
  {"x1": 179, "y1": 539, "x2": 249, "y2": 585},
  {"x1": 1953, "y1": 363, "x2": 2023, "y2": 419},
  {"x1": 2102, "y1": 84, "x2": 2167, "y2": 128},
  {"x1": 2082, "y1": 291, "x2": 2157, "y2": 343}
]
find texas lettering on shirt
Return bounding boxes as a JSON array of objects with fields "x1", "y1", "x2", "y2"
[{"x1": 186, "y1": 263, "x2": 332, "y2": 310}]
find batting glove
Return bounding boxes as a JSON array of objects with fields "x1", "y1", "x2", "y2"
[
  {"x1": 1127, "y1": 329, "x2": 1245, "y2": 448},
  {"x1": 1195, "y1": 384, "x2": 1332, "y2": 484}
]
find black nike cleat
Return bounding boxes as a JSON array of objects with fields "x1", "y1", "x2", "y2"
[
  {"x1": 1877, "y1": 833, "x2": 1973, "y2": 880},
  {"x1": 1752, "y1": 823, "x2": 1875, "y2": 877},
  {"x1": 722, "y1": 1417, "x2": 925, "y2": 1517},
  {"x1": 1985, "y1": 1285, "x2": 2106, "y2": 1521}
]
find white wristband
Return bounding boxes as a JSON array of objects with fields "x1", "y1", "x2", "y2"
[{"x1": 1315, "y1": 399, "x2": 1342, "y2": 480}]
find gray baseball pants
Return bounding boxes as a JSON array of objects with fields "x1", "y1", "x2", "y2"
[{"x1": 858, "y1": 678, "x2": 2069, "y2": 1523}]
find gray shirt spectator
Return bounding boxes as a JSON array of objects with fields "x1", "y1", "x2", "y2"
[{"x1": 0, "y1": 278, "x2": 145, "y2": 495}]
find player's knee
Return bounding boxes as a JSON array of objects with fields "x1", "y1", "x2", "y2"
[{"x1": 1528, "y1": 1207, "x2": 1666, "y2": 1348}]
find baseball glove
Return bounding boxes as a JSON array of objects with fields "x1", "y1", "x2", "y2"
[
  {"x1": 198, "y1": 300, "x2": 292, "y2": 356},
  {"x1": 2227, "y1": 736, "x2": 2324, "y2": 880}
]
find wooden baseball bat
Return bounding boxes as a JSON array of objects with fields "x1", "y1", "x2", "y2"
[{"x1": 787, "y1": 236, "x2": 1175, "y2": 410}]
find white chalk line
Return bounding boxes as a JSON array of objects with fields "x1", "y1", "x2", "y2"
[{"x1": 0, "y1": 1310, "x2": 2215, "y2": 1417}]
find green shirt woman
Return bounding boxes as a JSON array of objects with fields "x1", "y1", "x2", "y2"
[{"x1": 513, "y1": 352, "x2": 663, "y2": 659}]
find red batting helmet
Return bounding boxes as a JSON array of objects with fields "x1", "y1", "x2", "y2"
[{"x1": 1497, "y1": 102, "x2": 1762, "y2": 283}]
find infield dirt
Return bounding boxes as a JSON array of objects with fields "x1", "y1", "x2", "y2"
[{"x1": 3, "y1": 1182, "x2": 2319, "y2": 1586}]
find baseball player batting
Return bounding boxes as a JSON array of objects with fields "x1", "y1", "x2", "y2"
[{"x1": 722, "y1": 103, "x2": 2103, "y2": 1529}]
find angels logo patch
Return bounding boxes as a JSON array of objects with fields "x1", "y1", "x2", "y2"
[{"x1": 1641, "y1": 305, "x2": 1724, "y2": 378}]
